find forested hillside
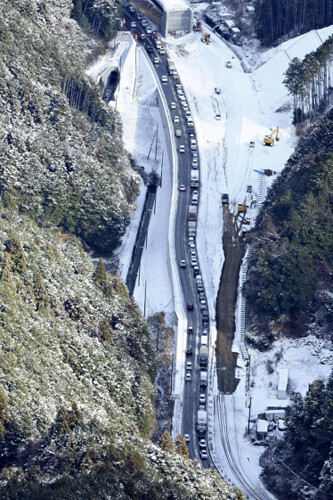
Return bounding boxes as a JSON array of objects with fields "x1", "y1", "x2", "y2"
[
  {"x1": 261, "y1": 370, "x2": 333, "y2": 499},
  {"x1": 254, "y1": 0, "x2": 333, "y2": 45},
  {"x1": 244, "y1": 109, "x2": 333, "y2": 347},
  {"x1": 0, "y1": 0, "x2": 139, "y2": 252},
  {"x1": 0, "y1": 0, "x2": 244, "y2": 498},
  {"x1": 283, "y1": 36, "x2": 333, "y2": 124},
  {"x1": 0, "y1": 209, "x2": 242, "y2": 499}
]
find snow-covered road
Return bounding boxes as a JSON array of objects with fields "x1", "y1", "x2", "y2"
[{"x1": 87, "y1": 20, "x2": 333, "y2": 499}]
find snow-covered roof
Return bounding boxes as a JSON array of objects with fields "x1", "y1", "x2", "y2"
[
  {"x1": 224, "y1": 19, "x2": 235, "y2": 29},
  {"x1": 278, "y1": 369, "x2": 289, "y2": 391},
  {"x1": 156, "y1": 0, "x2": 190, "y2": 11},
  {"x1": 257, "y1": 420, "x2": 269, "y2": 433}
]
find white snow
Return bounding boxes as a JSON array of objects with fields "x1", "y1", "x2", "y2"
[{"x1": 87, "y1": 23, "x2": 333, "y2": 499}]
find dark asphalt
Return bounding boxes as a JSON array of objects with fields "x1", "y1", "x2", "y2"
[{"x1": 123, "y1": 10, "x2": 211, "y2": 465}]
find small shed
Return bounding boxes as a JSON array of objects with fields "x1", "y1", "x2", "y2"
[
  {"x1": 223, "y1": 19, "x2": 235, "y2": 30},
  {"x1": 265, "y1": 409, "x2": 285, "y2": 422},
  {"x1": 278, "y1": 369, "x2": 289, "y2": 399},
  {"x1": 256, "y1": 419, "x2": 268, "y2": 440}
]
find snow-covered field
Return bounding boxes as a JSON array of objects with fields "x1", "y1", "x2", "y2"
[{"x1": 88, "y1": 21, "x2": 333, "y2": 498}]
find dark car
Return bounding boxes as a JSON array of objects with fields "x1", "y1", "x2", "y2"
[
  {"x1": 186, "y1": 348, "x2": 193, "y2": 356},
  {"x1": 202, "y1": 320, "x2": 209, "y2": 328},
  {"x1": 197, "y1": 285, "x2": 204, "y2": 293},
  {"x1": 187, "y1": 303, "x2": 194, "y2": 311},
  {"x1": 147, "y1": 46, "x2": 153, "y2": 53},
  {"x1": 198, "y1": 430, "x2": 206, "y2": 438},
  {"x1": 202, "y1": 311, "x2": 209, "y2": 320},
  {"x1": 193, "y1": 266, "x2": 200, "y2": 276}
]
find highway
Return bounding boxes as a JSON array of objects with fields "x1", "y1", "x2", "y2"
[{"x1": 124, "y1": 9, "x2": 211, "y2": 465}]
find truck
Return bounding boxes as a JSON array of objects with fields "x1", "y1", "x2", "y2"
[
  {"x1": 188, "y1": 205, "x2": 197, "y2": 220},
  {"x1": 188, "y1": 220, "x2": 196, "y2": 236},
  {"x1": 166, "y1": 58, "x2": 176, "y2": 75},
  {"x1": 197, "y1": 409, "x2": 207, "y2": 432},
  {"x1": 200, "y1": 370, "x2": 208, "y2": 387},
  {"x1": 222, "y1": 193, "x2": 229, "y2": 206},
  {"x1": 191, "y1": 170, "x2": 199, "y2": 188},
  {"x1": 199, "y1": 346, "x2": 208, "y2": 367}
]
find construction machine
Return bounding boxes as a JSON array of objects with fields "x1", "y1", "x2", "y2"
[
  {"x1": 193, "y1": 18, "x2": 202, "y2": 32},
  {"x1": 201, "y1": 33, "x2": 211, "y2": 44},
  {"x1": 263, "y1": 127, "x2": 279, "y2": 146}
]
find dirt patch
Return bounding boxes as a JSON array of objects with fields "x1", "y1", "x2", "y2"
[{"x1": 216, "y1": 206, "x2": 246, "y2": 394}]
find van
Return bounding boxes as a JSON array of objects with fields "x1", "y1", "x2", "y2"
[{"x1": 201, "y1": 336, "x2": 208, "y2": 346}]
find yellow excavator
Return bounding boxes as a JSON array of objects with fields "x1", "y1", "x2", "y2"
[
  {"x1": 263, "y1": 127, "x2": 279, "y2": 146},
  {"x1": 201, "y1": 33, "x2": 211, "y2": 44}
]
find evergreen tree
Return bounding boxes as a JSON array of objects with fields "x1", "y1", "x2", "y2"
[
  {"x1": 99, "y1": 317, "x2": 113, "y2": 343},
  {"x1": 0, "y1": 389, "x2": 9, "y2": 439},
  {"x1": 94, "y1": 258, "x2": 107, "y2": 289},
  {"x1": 160, "y1": 430, "x2": 175, "y2": 453},
  {"x1": 8, "y1": 236, "x2": 26, "y2": 273},
  {"x1": 33, "y1": 272, "x2": 49, "y2": 311},
  {"x1": 1, "y1": 251, "x2": 13, "y2": 282},
  {"x1": 175, "y1": 434, "x2": 189, "y2": 459}
]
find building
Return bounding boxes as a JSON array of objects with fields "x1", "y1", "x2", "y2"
[
  {"x1": 256, "y1": 419, "x2": 268, "y2": 440},
  {"x1": 132, "y1": 0, "x2": 193, "y2": 36},
  {"x1": 278, "y1": 368, "x2": 289, "y2": 399}
]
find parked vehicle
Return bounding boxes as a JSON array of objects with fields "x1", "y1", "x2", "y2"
[
  {"x1": 200, "y1": 371, "x2": 208, "y2": 387},
  {"x1": 200, "y1": 346, "x2": 208, "y2": 367},
  {"x1": 197, "y1": 409, "x2": 207, "y2": 431},
  {"x1": 191, "y1": 170, "x2": 199, "y2": 188}
]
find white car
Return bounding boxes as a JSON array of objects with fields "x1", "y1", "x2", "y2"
[
  {"x1": 199, "y1": 394, "x2": 206, "y2": 404},
  {"x1": 153, "y1": 57, "x2": 159, "y2": 65},
  {"x1": 215, "y1": 113, "x2": 221, "y2": 120},
  {"x1": 170, "y1": 102, "x2": 176, "y2": 109},
  {"x1": 159, "y1": 48, "x2": 165, "y2": 55},
  {"x1": 179, "y1": 185, "x2": 186, "y2": 192},
  {"x1": 184, "y1": 433, "x2": 190, "y2": 442},
  {"x1": 130, "y1": 21, "x2": 136, "y2": 28},
  {"x1": 249, "y1": 140, "x2": 255, "y2": 147},
  {"x1": 179, "y1": 145, "x2": 185, "y2": 153},
  {"x1": 226, "y1": 61, "x2": 232, "y2": 68},
  {"x1": 180, "y1": 259, "x2": 186, "y2": 267},
  {"x1": 161, "y1": 75, "x2": 167, "y2": 84},
  {"x1": 200, "y1": 449, "x2": 208, "y2": 460},
  {"x1": 186, "y1": 372, "x2": 191, "y2": 382},
  {"x1": 199, "y1": 439, "x2": 207, "y2": 449},
  {"x1": 174, "y1": 116, "x2": 179, "y2": 123}
]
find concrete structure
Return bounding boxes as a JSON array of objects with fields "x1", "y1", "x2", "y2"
[
  {"x1": 132, "y1": 0, "x2": 193, "y2": 36},
  {"x1": 278, "y1": 368, "x2": 289, "y2": 399}
]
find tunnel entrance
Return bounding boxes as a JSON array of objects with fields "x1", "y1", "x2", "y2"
[{"x1": 103, "y1": 68, "x2": 120, "y2": 103}]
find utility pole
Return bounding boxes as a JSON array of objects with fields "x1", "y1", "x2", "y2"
[
  {"x1": 247, "y1": 396, "x2": 252, "y2": 434},
  {"x1": 144, "y1": 279, "x2": 147, "y2": 318},
  {"x1": 147, "y1": 126, "x2": 158, "y2": 161},
  {"x1": 155, "y1": 125, "x2": 158, "y2": 161},
  {"x1": 160, "y1": 151, "x2": 164, "y2": 187}
]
